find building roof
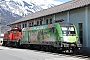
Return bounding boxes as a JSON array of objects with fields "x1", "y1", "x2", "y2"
[{"x1": 9, "y1": 0, "x2": 90, "y2": 25}]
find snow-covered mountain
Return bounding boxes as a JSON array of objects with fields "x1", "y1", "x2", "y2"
[
  {"x1": 0, "y1": 0, "x2": 62, "y2": 33},
  {"x1": 0, "y1": 0, "x2": 57, "y2": 17}
]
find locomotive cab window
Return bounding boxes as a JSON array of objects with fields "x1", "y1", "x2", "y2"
[
  {"x1": 61, "y1": 26, "x2": 76, "y2": 36},
  {"x1": 68, "y1": 26, "x2": 75, "y2": 35},
  {"x1": 11, "y1": 30, "x2": 17, "y2": 33},
  {"x1": 61, "y1": 27, "x2": 67, "y2": 36}
]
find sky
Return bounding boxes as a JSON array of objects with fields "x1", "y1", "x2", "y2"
[
  {"x1": 53, "y1": 0, "x2": 71, "y2": 5},
  {"x1": 55, "y1": 0, "x2": 71, "y2": 2}
]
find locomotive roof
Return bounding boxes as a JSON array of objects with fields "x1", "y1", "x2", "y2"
[
  {"x1": 59, "y1": 22, "x2": 74, "y2": 26},
  {"x1": 22, "y1": 22, "x2": 74, "y2": 31},
  {"x1": 22, "y1": 24, "x2": 53, "y2": 31}
]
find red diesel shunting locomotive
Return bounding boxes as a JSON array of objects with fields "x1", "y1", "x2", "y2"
[{"x1": 3, "y1": 27, "x2": 22, "y2": 47}]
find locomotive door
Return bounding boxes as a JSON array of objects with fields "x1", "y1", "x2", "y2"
[
  {"x1": 28, "y1": 31, "x2": 31, "y2": 43},
  {"x1": 25, "y1": 31, "x2": 29, "y2": 42},
  {"x1": 21, "y1": 31, "x2": 29, "y2": 43}
]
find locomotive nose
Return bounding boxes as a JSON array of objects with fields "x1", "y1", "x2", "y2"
[{"x1": 63, "y1": 36, "x2": 77, "y2": 43}]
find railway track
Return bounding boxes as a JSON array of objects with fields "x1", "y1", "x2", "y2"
[
  {"x1": 32, "y1": 49, "x2": 89, "y2": 60},
  {"x1": 39, "y1": 50, "x2": 89, "y2": 60},
  {"x1": 2, "y1": 47, "x2": 90, "y2": 60},
  {"x1": 3, "y1": 45, "x2": 90, "y2": 60},
  {"x1": 19, "y1": 46, "x2": 90, "y2": 59}
]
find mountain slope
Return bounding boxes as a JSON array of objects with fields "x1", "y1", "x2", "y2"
[{"x1": 0, "y1": 0, "x2": 61, "y2": 33}]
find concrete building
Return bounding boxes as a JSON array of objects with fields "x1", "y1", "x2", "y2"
[{"x1": 8, "y1": 0, "x2": 90, "y2": 53}]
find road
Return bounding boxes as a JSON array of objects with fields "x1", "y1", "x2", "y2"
[{"x1": 0, "y1": 46, "x2": 89, "y2": 60}]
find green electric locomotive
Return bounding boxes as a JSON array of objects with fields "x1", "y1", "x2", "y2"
[{"x1": 20, "y1": 22, "x2": 82, "y2": 52}]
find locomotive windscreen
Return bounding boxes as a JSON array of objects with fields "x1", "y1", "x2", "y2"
[{"x1": 61, "y1": 26, "x2": 76, "y2": 36}]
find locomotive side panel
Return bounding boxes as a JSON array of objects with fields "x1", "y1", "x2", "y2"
[{"x1": 21, "y1": 26, "x2": 58, "y2": 44}]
